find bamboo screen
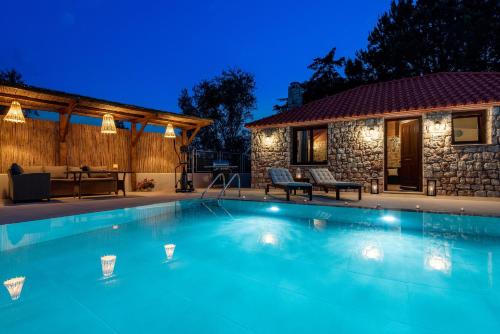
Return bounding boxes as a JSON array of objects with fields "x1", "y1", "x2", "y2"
[
  {"x1": 0, "y1": 118, "x2": 59, "y2": 171},
  {"x1": 0, "y1": 118, "x2": 179, "y2": 173},
  {"x1": 135, "y1": 131, "x2": 180, "y2": 172},
  {"x1": 66, "y1": 123, "x2": 130, "y2": 170}
]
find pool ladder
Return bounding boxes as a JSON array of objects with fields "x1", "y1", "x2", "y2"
[{"x1": 200, "y1": 172, "x2": 241, "y2": 200}]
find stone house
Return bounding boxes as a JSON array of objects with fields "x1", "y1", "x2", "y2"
[{"x1": 246, "y1": 72, "x2": 500, "y2": 197}]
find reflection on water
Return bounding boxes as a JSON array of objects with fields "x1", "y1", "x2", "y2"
[
  {"x1": 3, "y1": 276, "x2": 25, "y2": 301},
  {"x1": 101, "y1": 255, "x2": 117, "y2": 278},
  {"x1": 164, "y1": 244, "x2": 176, "y2": 261}
]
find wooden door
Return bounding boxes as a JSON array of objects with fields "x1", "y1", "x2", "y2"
[{"x1": 399, "y1": 120, "x2": 420, "y2": 190}]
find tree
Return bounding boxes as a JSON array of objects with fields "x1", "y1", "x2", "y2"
[
  {"x1": 302, "y1": 48, "x2": 346, "y2": 103},
  {"x1": 351, "y1": 0, "x2": 500, "y2": 81},
  {"x1": 178, "y1": 68, "x2": 256, "y2": 152},
  {"x1": 285, "y1": 0, "x2": 500, "y2": 106},
  {"x1": 0, "y1": 69, "x2": 39, "y2": 118}
]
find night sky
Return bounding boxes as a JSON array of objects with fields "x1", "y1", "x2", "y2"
[{"x1": 2, "y1": 0, "x2": 390, "y2": 126}]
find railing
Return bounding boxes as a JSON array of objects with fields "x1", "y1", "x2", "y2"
[
  {"x1": 217, "y1": 173, "x2": 241, "y2": 200},
  {"x1": 200, "y1": 173, "x2": 225, "y2": 199},
  {"x1": 191, "y1": 150, "x2": 250, "y2": 173}
]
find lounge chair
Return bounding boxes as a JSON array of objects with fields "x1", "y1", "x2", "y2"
[
  {"x1": 265, "y1": 168, "x2": 313, "y2": 201},
  {"x1": 309, "y1": 168, "x2": 363, "y2": 200}
]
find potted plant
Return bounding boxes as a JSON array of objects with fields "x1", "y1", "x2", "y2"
[{"x1": 137, "y1": 178, "x2": 155, "y2": 192}]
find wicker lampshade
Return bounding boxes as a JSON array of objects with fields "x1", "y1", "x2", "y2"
[
  {"x1": 164, "y1": 123, "x2": 176, "y2": 138},
  {"x1": 101, "y1": 113, "x2": 117, "y2": 134},
  {"x1": 3, "y1": 101, "x2": 25, "y2": 123}
]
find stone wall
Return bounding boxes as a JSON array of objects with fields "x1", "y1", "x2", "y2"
[
  {"x1": 251, "y1": 107, "x2": 499, "y2": 197},
  {"x1": 423, "y1": 107, "x2": 500, "y2": 197},
  {"x1": 251, "y1": 127, "x2": 291, "y2": 188}
]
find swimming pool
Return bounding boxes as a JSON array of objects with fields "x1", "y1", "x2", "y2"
[{"x1": 1, "y1": 199, "x2": 499, "y2": 333}]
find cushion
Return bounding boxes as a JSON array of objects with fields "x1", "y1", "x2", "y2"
[
  {"x1": 67, "y1": 166, "x2": 86, "y2": 179},
  {"x1": 23, "y1": 165, "x2": 44, "y2": 174},
  {"x1": 310, "y1": 168, "x2": 335, "y2": 184},
  {"x1": 275, "y1": 182, "x2": 312, "y2": 188},
  {"x1": 268, "y1": 168, "x2": 294, "y2": 184},
  {"x1": 45, "y1": 165, "x2": 68, "y2": 179},
  {"x1": 88, "y1": 166, "x2": 109, "y2": 178},
  {"x1": 10, "y1": 163, "x2": 23, "y2": 175}
]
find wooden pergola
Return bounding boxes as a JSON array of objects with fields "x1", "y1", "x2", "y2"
[{"x1": 0, "y1": 83, "x2": 212, "y2": 188}]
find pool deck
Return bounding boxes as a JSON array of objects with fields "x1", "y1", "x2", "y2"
[{"x1": 1, "y1": 188, "x2": 499, "y2": 224}]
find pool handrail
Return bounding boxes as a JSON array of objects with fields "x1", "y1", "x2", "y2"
[
  {"x1": 201, "y1": 173, "x2": 226, "y2": 199},
  {"x1": 217, "y1": 173, "x2": 241, "y2": 200}
]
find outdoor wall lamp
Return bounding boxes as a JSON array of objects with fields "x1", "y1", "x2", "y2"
[
  {"x1": 370, "y1": 178, "x2": 379, "y2": 194},
  {"x1": 164, "y1": 123, "x2": 176, "y2": 138},
  {"x1": 101, "y1": 113, "x2": 117, "y2": 134},
  {"x1": 431, "y1": 120, "x2": 446, "y2": 134},
  {"x1": 427, "y1": 179, "x2": 437, "y2": 196},
  {"x1": 3, "y1": 101, "x2": 25, "y2": 123}
]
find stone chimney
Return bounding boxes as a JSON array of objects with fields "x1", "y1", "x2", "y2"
[{"x1": 287, "y1": 82, "x2": 304, "y2": 109}]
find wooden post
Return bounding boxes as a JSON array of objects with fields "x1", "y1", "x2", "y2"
[
  {"x1": 130, "y1": 121, "x2": 137, "y2": 191},
  {"x1": 58, "y1": 101, "x2": 76, "y2": 165}
]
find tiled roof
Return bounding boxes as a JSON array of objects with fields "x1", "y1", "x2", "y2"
[{"x1": 247, "y1": 72, "x2": 500, "y2": 128}]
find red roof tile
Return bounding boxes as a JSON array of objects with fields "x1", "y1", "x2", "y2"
[{"x1": 247, "y1": 72, "x2": 500, "y2": 128}]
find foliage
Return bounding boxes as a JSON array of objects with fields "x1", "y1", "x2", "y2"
[
  {"x1": 178, "y1": 68, "x2": 256, "y2": 152},
  {"x1": 137, "y1": 178, "x2": 155, "y2": 191},
  {"x1": 0, "y1": 69, "x2": 39, "y2": 118},
  {"x1": 278, "y1": 0, "x2": 500, "y2": 107}
]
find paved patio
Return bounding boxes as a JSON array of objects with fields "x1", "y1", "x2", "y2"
[{"x1": 1, "y1": 188, "x2": 499, "y2": 224}]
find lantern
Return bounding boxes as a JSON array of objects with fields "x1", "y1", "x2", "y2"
[
  {"x1": 427, "y1": 179, "x2": 437, "y2": 196},
  {"x1": 3, "y1": 101, "x2": 25, "y2": 123},
  {"x1": 164, "y1": 123, "x2": 176, "y2": 138},
  {"x1": 101, "y1": 113, "x2": 117, "y2": 134},
  {"x1": 370, "y1": 178, "x2": 379, "y2": 194}
]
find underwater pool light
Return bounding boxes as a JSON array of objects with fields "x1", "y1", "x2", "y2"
[
  {"x1": 101, "y1": 255, "x2": 117, "y2": 278},
  {"x1": 164, "y1": 244, "x2": 176, "y2": 261},
  {"x1": 269, "y1": 206, "x2": 279, "y2": 212},
  {"x1": 381, "y1": 215, "x2": 397, "y2": 223},
  {"x1": 362, "y1": 245, "x2": 383, "y2": 261},
  {"x1": 261, "y1": 233, "x2": 278, "y2": 245},
  {"x1": 3, "y1": 276, "x2": 25, "y2": 300},
  {"x1": 426, "y1": 255, "x2": 451, "y2": 273}
]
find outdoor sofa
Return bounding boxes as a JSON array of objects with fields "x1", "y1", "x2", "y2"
[
  {"x1": 8, "y1": 164, "x2": 117, "y2": 202},
  {"x1": 265, "y1": 167, "x2": 313, "y2": 201},
  {"x1": 309, "y1": 168, "x2": 363, "y2": 200}
]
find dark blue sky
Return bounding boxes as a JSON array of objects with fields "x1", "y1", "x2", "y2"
[{"x1": 2, "y1": 0, "x2": 390, "y2": 123}]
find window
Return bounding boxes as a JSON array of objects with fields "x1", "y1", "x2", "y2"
[
  {"x1": 292, "y1": 126, "x2": 328, "y2": 164},
  {"x1": 451, "y1": 110, "x2": 486, "y2": 144}
]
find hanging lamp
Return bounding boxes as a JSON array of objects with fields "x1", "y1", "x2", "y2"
[
  {"x1": 164, "y1": 123, "x2": 176, "y2": 138},
  {"x1": 3, "y1": 101, "x2": 25, "y2": 123},
  {"x1": 101, "y1": 113, "x2": 117, "y2": 134}
]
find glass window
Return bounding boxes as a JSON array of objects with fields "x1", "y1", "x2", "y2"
[
  {"x1": 292, "y1": 127, "x2": 328, "y2": 164},
  {"x1": 452, "y1": 111, "x2": 485, "y2": 144}
]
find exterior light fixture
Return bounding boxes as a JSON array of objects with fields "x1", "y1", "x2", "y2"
[
  {"x1": 370, "y1": 178, "x2": 379, "y2": 194},
  {"x1": 427, "y1": 179, "x2": 437, "y2": 196},
  {"x1": 164, "y1": 123, "x2": 176, "y2": 138},
  {"x1": 3, "y1": 276, "x2": 26, "y2": 300},
  {"x1": 101, "y1": 255, "x2": 117, "y2": 278},
  {"x1": 101, "y1": 113, "x2": 117, "y2": 134},
  {"x1": 164, "y1": 244, "x2": 176, "y2": 261},
  {"x1": 3, "y1": 101, "x2": 25, "y2": 123},
  {"x1": 295, "y1": 167, "x2": 302, "y2": 179}
]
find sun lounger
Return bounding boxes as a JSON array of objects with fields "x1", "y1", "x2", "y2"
[
  {"x1": 265, "y1": 168, "x2": 313, "y2": 201},
  {"x1": 309, "y1": 168, "x2": 363, "y2": 200}
]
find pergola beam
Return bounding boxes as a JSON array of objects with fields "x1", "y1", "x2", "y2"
[
  {"x1": 187, "y1": 127, "x2": 201, "y2": 144},
  {"x1": 131, "y1": 120, "x2": 149, "y2": 147}
]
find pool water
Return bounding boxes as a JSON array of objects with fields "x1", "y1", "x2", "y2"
[{"x1": 1, "y1": 199, "x2": 499, "y2": 334}]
